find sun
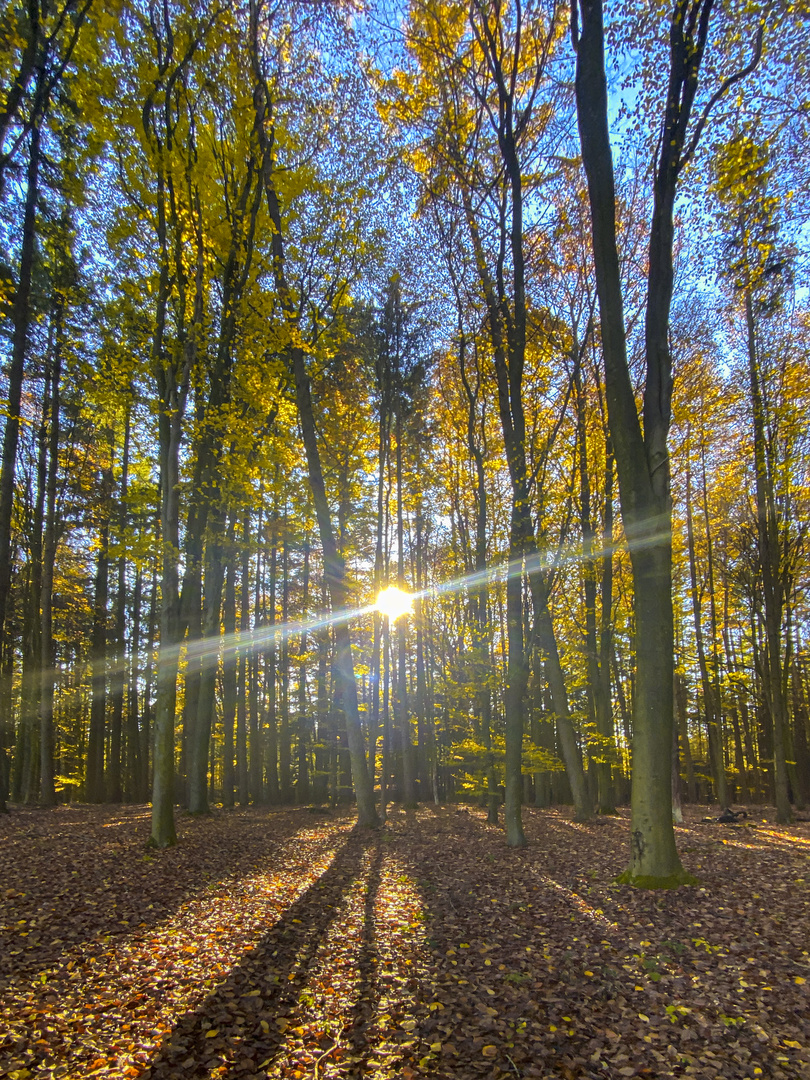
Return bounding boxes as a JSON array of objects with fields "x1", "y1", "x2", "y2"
[{"x1": 375, "y1": 585, "x2": 413, "y2": 621}]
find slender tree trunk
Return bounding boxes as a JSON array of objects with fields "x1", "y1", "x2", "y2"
[
  {"x1": 532, "y1": 585, "x2": 592, "y2": 821},
  {"x1": 0, "y1": 78, "x2": 43, "y2": 706},
  {"x1": 188, "y1": 512, "x2": 225, "y2": 814},
  {"x1": 264, "y1": 525, "x2": 279, "y2": 803},
  {"x1": 675, "y1": 672, "x2": 698, "y2": 802},
  {"x1": 40, "y1": 333, "x2": 61, "y2": 806},
  {"x1": 685, "y1": 450, "x2": 728, "y2": 805},
  {"x1": 127, "y1": 566, "x2": 143, "y2": 801},
  {"x1": 150, "y1": 406, "x2": 182, "y2": 847},
  {"x1": 222, "y1": 543, "x2": 237, "y2": 809},
  {"x1": 108, "y1": 412, "x2": 130, "y2": 803},
  {"x1": 279, "y1": 534, "x2": 292, "y2": 802},
  {"x1": 745, "y1": 289, "x2": 791, "y2": 822},
  {"x1": 252, "y1": 29, "x2": 376, "y2": 825},
  {"x1": 87, "y1": 506, "x2": 110, "y2": 804},
  {"x1": 297, "y1": 541, "x2": 311, "y2": 804},
  {"x1": 141, "y1": 559, "x2": 158, "y2": 803}
]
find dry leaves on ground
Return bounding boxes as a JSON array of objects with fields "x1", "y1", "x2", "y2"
[{"x1": 1, "y1": 803, "x2": 809, "y2": 1079}]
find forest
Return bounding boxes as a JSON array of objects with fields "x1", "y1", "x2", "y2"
[
  {"x1": 1, "y1": 0, "x2": 809, "y2": 870},
  {"x1": 2, "y1": 1, "x2": 810, "y2": 1078}
]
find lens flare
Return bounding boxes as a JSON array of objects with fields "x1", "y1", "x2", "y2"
[{"x1": 375, "y1": 585, "x2": 413, "y2": 621}]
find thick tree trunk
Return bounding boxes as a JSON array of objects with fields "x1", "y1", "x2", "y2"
[{"x1": 574, "y1": 0, "x2": 695, "y2": 884}]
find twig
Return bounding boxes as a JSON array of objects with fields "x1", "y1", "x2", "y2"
[
  {"x1": 313, "y1": 1024, "x2": 345, "y2": 1079},
  {"x1": 505, "y1": 1051, "x2": 521, "y2": 1077}
]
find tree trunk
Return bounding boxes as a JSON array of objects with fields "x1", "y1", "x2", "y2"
[
  {"x1": 87, "y1": 511, "x2": 110, "y2": 804},
  {"x1": 251, "y1": 32, "x2": 377, "y2": 825},
  {"x1": 188, "y1": 513, "x2": 225, "y2": 814},
  {"x1": 745, "y1": 289, "x2": 791, "y2": 823},
  {"x1": 685, "y1": 449, "x2": 728, "y2": 805},
  {"x1": 40, "y1": 331, "x2": 61, "y2": 807},
  {"x1": 296, "y1": 541, "x2": 311, "y2": 804},
  {"x1": 532, "y1": 586, "x2": 592, "y2": 821},
  {"x1": 0, "y1": 77, "x2": 42, "y2": 704},
  {"x1": 279, "y1": 534, "x2": 292, "y2": 802},
  {"x1": 573, "y1": 0, "x2": 697, "y2": 884},
  {"x1": 264, "y1": 525, "x2": 279, "y2": 803},
  {"x1": 222, "y1": 544, "x2": 237, "y2": 809},
  {"x1": 126, "y1": 566, "x2": 143, "y2": 801},
  {"x1": 108, "y1": 412, "x2": 130, "y2": 804}
]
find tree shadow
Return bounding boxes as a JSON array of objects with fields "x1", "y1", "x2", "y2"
[
  {"x1": 0, "y1": 806, "x2": 333, "y2": 995},
  {"x1": 345, "y1": 841, "x2": 383, "y2": 1070},
  {"x1": 143, "y1": 825, "x2": 379, "y2": 1080}
]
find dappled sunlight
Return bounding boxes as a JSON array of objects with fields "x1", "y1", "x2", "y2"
[
  {"x1": 254, "y1": 848, "x2": 429, "y2": 1078},
  {"x1": 535, "y1": 873, "x2": 619, "y2": 934},
  {"x1": 758, "y1": 828, "x2": 810, "y2": 849},
  {"x1": 0, "y1": 817, "x2": 353, "y2": 1078}
]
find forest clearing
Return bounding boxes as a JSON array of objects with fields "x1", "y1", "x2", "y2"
[{"x1": 1, "y1": 803, "x2": 809, "y2": 1080}]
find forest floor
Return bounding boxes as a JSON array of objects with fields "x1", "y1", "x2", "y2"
[{"x1": 1, "y1": 803, "x2": 809, "y2": 1080}]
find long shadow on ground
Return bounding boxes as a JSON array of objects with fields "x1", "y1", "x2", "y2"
[
  {"x1": 0, "y1": 805, "x2": 322, "y2": 994},
  {"x1": 143, "y1": 825, "x2": 381, "y2": 1080},
  {"x1": 397, "y1": 806, "x2": 810, "y2": 1080}
]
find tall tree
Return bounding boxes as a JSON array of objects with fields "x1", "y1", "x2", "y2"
[{"x1": 572, "y1": 0, "x2": 764, "y2": 883}]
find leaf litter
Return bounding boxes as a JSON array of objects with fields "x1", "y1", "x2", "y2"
[{"x1": 1, "y1": 803, "x2": 809, "y2": 1079}]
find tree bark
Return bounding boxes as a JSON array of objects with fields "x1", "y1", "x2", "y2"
[
  {"x1": 745, "y1": 288, "x2": 791, "y2": 822},
  {"x1": 40, "y1": 327, "x2": 61, "y2": 807},
  {"x1": 573, "y1": 0, "x2": 706, "y2": 883}
]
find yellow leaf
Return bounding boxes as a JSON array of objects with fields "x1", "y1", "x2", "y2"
[
  {"x1": 795, "y1": 977, "x2": 806, "y2": 985},
  {"x1": 205, "y1": 1028, "x2": 219, "y2": 1038},
  {"x1": 584, "y1": 970, "x2": 594, "y2": 977},
  {"x1": 430, "y1": 1042, "x2": 442, "y2": 1052},
  {"x1": 260, "y1": 1020, "x2": 270, "y2": 1034},
  {"x1": 482, "y1": 1045, "x2": 497, "y2": 1057}
]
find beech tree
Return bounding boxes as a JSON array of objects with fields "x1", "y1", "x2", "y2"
[{"x1": 572, "y1": 0, "x2": 768, "y2": 882}]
